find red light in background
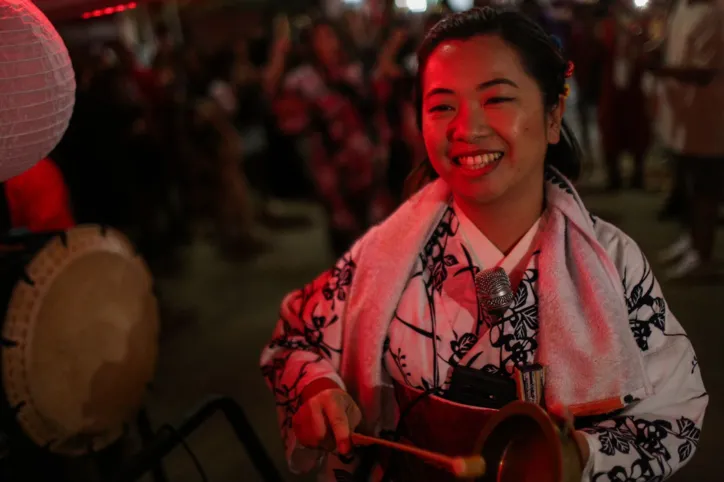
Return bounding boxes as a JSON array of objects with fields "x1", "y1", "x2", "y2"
[{"x1": 81, "y1": 2, "x2": 137, "y2": 20}]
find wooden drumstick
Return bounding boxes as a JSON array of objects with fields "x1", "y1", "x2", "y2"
[{"x1": 350, "y1": 433, "x2": 486, "y2": 479}]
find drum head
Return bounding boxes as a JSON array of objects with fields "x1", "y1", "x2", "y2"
[
  {"x1": 474, "y1": 402, "x2": 565, "y2": 482},
  {"x1": 1, "y1": 226, "x2": 159, "y2": 455}
]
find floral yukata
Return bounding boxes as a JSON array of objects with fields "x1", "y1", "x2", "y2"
[{"x1": 261, "y1": 172, "x2": 707, "y2": 482}]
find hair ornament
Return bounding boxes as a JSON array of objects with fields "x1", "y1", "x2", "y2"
[
  {"x1": 563, "y1": 84, "x2": 571, "y2": 99},
  {"x1": 565, "y1": 61, "x2": 575, "y2": 79}
]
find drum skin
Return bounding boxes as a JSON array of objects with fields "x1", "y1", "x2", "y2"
[{"x1": 0, "y1": 225, "x2": 159, "y2": 455}]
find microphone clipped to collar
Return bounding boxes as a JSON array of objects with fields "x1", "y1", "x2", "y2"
[
  {"x1": 445, "y1": 267, "x2": 518, "y2": 409},
  {"x1": 474, "y1": 266, "x2": 514, "y2": 319}
]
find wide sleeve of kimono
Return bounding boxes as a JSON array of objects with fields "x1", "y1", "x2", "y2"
[
  {"x1": 260, "y1": 237, "x2": 365, "y2": 474},
  {"x1": 579, "y1": 224, "x2": 708, "y2": 482}
]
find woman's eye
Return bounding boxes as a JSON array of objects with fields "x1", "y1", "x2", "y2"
[
  {"x1": 486, "y1": 97, "x2": 514, "y2": 105},
  {"x1": 428, "y1": 104, "x2": 453, "y2": 113}
]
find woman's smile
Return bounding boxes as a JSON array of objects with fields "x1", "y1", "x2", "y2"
[{"x1": 451, "y1": 151, "x2": 505, "y2": 176}]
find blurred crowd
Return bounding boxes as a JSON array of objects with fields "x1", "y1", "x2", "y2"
[
  {"x1": 51, "y1": 7, "x2": 436, "y2": 271},
  {"x1": 44, "y1": 0, "x2": 720, "y2": 281}
]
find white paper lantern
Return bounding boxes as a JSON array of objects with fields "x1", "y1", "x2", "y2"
[{"x1": 0, "y1": 0, "x2": 76, "y2": 182}]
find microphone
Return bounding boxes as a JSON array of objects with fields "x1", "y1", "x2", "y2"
[
  {"x1": 446, "y1": 267, "x2": 517, "y2": 408},
  {"x1": 475, "y1": 268, "x2": 547, "y2": 407},
  {"x1": 474, "y1": 267, "x2": 514, "y2": 318}
]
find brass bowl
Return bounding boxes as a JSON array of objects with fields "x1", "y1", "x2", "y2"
[{"x1": 474, "y1": 402, "x2": 584, "y2": 482}]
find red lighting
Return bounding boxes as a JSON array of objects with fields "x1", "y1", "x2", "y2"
[{"x1": 81, "y1": 2, "x2": 137, "y2": 20}]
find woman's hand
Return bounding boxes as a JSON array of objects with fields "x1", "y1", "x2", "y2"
[{"x1": 293, "y1": 379, "x2": 363, "y2": 455}]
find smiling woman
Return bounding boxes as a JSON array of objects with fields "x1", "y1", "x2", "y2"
[
  {"x1": 407, "y1": 8, "x2": 581, "y2": 203},
  {"x1": 260, "y1": 7, "x2": 707, "y2": 482},
  {"x1": 411, "y1": 8, "x2": 581, "y2": 254}
]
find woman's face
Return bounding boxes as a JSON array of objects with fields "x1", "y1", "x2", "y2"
[
  {"x1": 421, "y1": 34, "x2": 563, "y2": 207},
  {"x1": 312, "y1": 24, "x2": 342, "y2": 66}
]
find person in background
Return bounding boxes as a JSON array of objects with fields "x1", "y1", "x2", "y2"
[
  {"x1": 652, "y1": 0, "x2": 724, "y2": 278},
  {"x1": 187, "y1": 98, "x2": 264, "y2": 259},
  {"x1": 266, "y1": 17, "x2": 394, "y2": 257},
  {"x1": 598, "y1": 1, "x2": 651, "y2": 190},
  {"x1": 568, "y1": 3, "x2": 603, "y2": 171},
  {"x1": 374, "y1": 22, "x2": 424, "y2": 204},
  {"x1": 0, "y1": 158, "x2": 74, "y2": 233}
]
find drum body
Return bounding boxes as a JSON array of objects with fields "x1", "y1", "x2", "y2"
[
  {"x1": 0, "y1": 225, "x2": 159, "y2": 457},
  {"x1": 375, "y1": 384, "x2": 583, "y2": 482},
  {"x1": 381, "y1": 381, "x2": 497, "y2": 482},
  {"x1": 474, "y1": 402, "x2": 584, "y2": 482}
]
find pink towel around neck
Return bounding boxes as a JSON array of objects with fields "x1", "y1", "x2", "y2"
[
  {"x1": 536, "y1": 171, "x2": 652, "y2": 414},
  {"x1": 341, "y1": 170, "x2": 652, "y2": 437}
]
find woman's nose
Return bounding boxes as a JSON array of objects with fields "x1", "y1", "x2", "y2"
[{"x1": 448, "y1": 103, "x2": 490, "y2": 142}]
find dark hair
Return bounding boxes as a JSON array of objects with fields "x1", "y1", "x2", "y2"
[{"x1": 405, "y1": 7, "x2": 582, "y2": 197}]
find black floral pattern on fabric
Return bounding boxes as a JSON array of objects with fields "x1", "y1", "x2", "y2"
[
  {"x1": 262, "y1": 355, "x2": 323, "y2": 440},
  {"x1": 261, "y1": 253, "x2": 356, "y2": 442},
  {"x1": 449, "y1": 330, "x2": 478, "y2": 364},
  {"x1": 322, "y1": 253, "x2": 357, "y2": 310},
  {"x1": 387, "y1": 207, "x2": 541, "y2": 390},
  {"x1": 623, "y1": 251, "x2": 667, "y2": 352},
  {"x1": 415, "y1": 207, "x2": 460, "y2": 387},
  {"x1": 544, "y1": 168, "x2": 574, "y2": 195},
  {"x1": 421, "y1": 207, "x2": 460, "y2": 296},
  {"x1": 585, "y1": 416, "x2": 700, "y2": 482}
]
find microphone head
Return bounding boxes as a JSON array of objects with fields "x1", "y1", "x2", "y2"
[{"x1": 475, "y1": 267, "x2": 514, "y2": 315}]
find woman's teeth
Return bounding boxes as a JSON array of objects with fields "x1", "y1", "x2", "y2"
[{"x1": 456, "y1": 152, "x2": 503, "y2": 170}]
